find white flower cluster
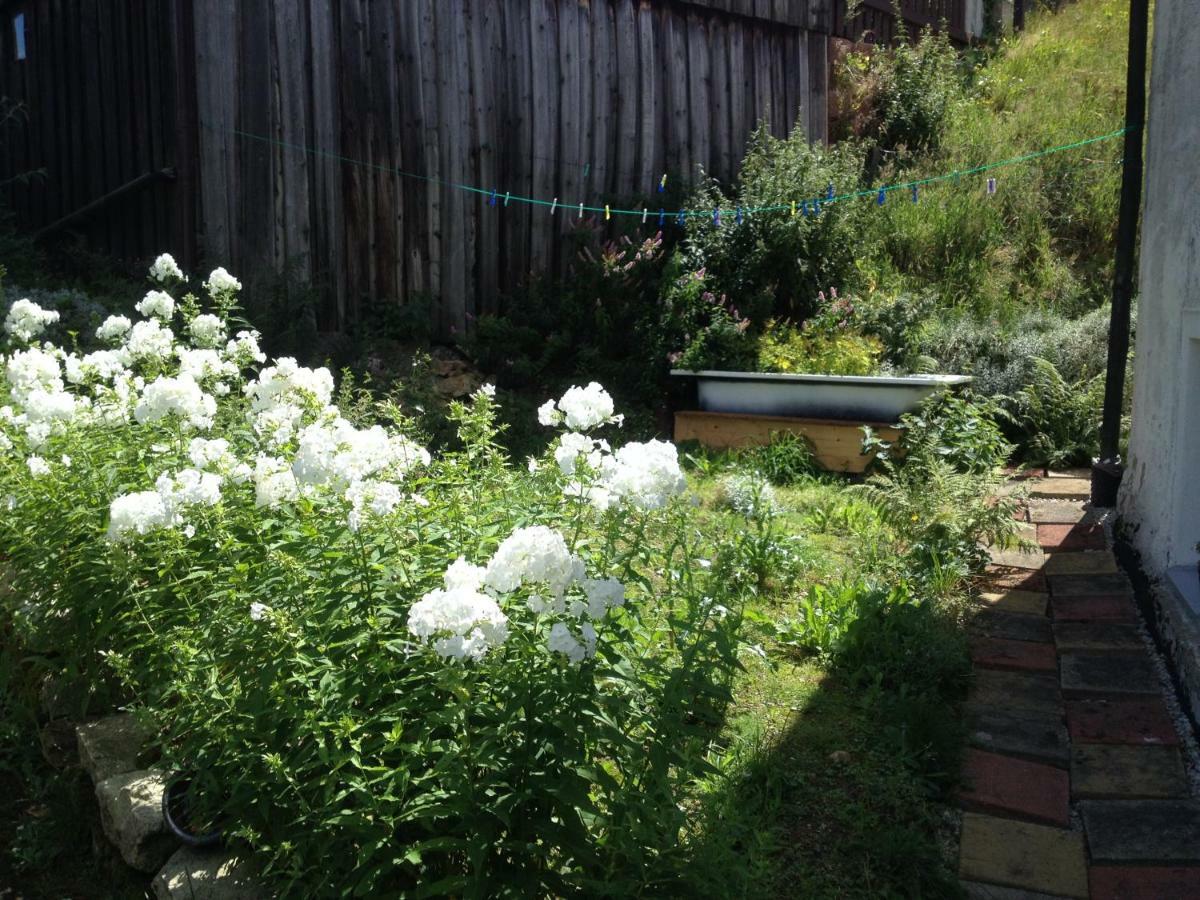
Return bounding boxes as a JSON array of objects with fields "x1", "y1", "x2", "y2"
[
  {"x1": 134, "y1": 374, "x2": 217, "y2": 430},
  {"x1": 537, "y1": 382, "x2": 622, "y2": 431},
  {"x1": 135, "y1": 290, "x2": 175, "y2": 321},
  {"x1": 483, "y1": 525, "x2": 585, "y2": 599},
  {"x1": 407, "y1": 585, "x2": 509, "y2": 662},
  {"x1": 96, "y1": 315, "x2": 133, "y2": 343},
  {"x1": 292, "y1": 417, "x2": 429, "y2": 490},
  {"x1": 126, "y1": 319, "x2": 175, "y2": 360},
  {"x1": 553, "y1": 433, "x2": 687, "y2": 513},
  {"x1": 188, "y1": 314, "x2": 226, "y2": 348},
  {"x1": 107, "y1": 467, "x2": 222, "y2": 542},
  {"x1": 149, "y1": 253, "x2": 184, "y2": 283},
  {"x1": 244, "y1": 358, "x2": 335, "y2": 444},
  {"x1": 205, "y1": 267, "x2": 242, "y2": 298},
  {"x1": 4, "y1": 299, "x2": 59, "y2": 342}
]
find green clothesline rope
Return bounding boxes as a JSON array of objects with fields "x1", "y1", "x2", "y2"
[{"x1": 213, "y1": 123, "x2": 1128, "y2": 220}]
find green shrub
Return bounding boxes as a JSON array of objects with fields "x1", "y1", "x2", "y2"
[
  {"x1": 756, "y1": 319, "x2": 883, "y2": 376},
  {"x1": 745, "y1": 431, "x2": 822, "y2": 485},
  {"x1": 1013, "y1": 356, "x2": 1104, "y2": 467}
]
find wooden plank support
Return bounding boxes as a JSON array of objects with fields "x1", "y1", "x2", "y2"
[
  {"x1": 33, "y1": 167, "x2": 176, "y2": 241},
  {"x1": 673, "y1": 410, "x2": 900, "y2": 474}
]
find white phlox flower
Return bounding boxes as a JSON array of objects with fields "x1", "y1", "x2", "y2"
[
  {"x1": 253, "y1": 454, "x2": 299, "y2": 508},
  {"x1": 483, "y1": 525, "x2": 585, "y2": 600},
  {"x1": 125, "y1": 320, "x2": 176, "y2": 360},
  {"x1": 134, "y1": 374, "x2": 217, "y2": 430},
  {"x1": 187, "y1": 314, "x2": 226, "y2": 348},
  {"x1": 107, "y1": 490, "x2": 173, "y2": 542},
  {"x1": 135, "y1": 290, "x2": 175, "y2": 321},
  {"x1": 96, "y1": 315, "x2": 133, "y2": 343},
  {"x1": 538, "y1": 382, "x2": 622, "y2": 431},
  {"x1": 204, "y1": 267, "x2": 242, "y2": 298},
  {"x1": 406, "y1": 586, "x2": 509, "y2": 661},
  {"x1": 553, "y1": 432, "x2": 609, "y2": 477},
  {"x1": 149, "y1": 253, "x2": 184, "y2": 283},
  {"x1": 4, "y1": 299, "x2": 59, "y2": 342}
]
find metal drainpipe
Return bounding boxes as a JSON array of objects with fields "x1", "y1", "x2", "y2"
[{"x1": 1091, "y1": 0, "x2": 1150, "y2": 507}]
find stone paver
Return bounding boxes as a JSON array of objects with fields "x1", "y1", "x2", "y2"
[
  {"x1": 972, "y1": 637, "x2": 1058, "y2": 673},
  {"x1": 1052, "y1": 623, "x2": 1145, "y2": 653},
  {"x1": 1080, "y1": 800, "x2": 1200, "y2": 863},
  {"x1": 969, "y1": 670, "x2": 1063, "y2": 718},
  {"x1": 985, "y1": 566, "x2": 1049, "y2": 592},
  {"x1": 1088, "y1": 866, "x2": 1200, "y2": 900},
  {"x1": 1071, "y1": 745, "x2": 1189, "y2": 799},
  {"x1": 970, "y1": 609, "x2": 1055, "y2": 643},
  {"x1": 1048, "y1": 574, "x2": 1132, "y2": 598},
  {"x1": 1044, "y1": 552, "x2": 1119, "y2": 576},
  {"x1": 979, "y1": 589, "x2": 1050, "y2": 617},
  {"x1": 959, "y1": 812, "x2": 1088, "y2": 898},
  {"x1": 95, "y1": 769, "x2": 176, "y2": 872},
  {"x1": 1029, "y1": 478, "x2": 1092, "y2": 501},
  {"x1": 1038, "y1": 523, "x2": 1106, "y2": 551},
  {"x1": 1051, "y1": 595, "x2": 1137, "y2": 623},
  {"x1": 1060, "y1": 653, "x2": 1159, "y2": 697},
  {"x1": 968, "y1": 708, "x2": 1070, "y2": 768},
  {"x1": 1028, "y1": 502, "x2": 1104, "y2": 525},
  {"x1": 989, "y1": 548, "x2": 1048, "y2": 570},
  {"x1": 152, "y1": 847, "x2": 262, "y2": 900},
  {"x1": 1065, "y1": 698, "x2": 1180, "y2": 746},
  {"x1": 960, "y1": 749, "x2": 1070, "y2": 826},
  {"x1": 77, "y1": 713, "x2": 152, "y2": 784},
  {"x1": 964, "y1": 881, "x2": 1073, "y2": 899}
]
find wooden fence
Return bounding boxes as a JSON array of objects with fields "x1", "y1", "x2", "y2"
[{"x1": 0, "y1": 0, "x2": 986, "y2": 336}]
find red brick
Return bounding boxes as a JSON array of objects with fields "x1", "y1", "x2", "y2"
[
  {"x1": 1066, "y1": 699, "x2": 1181, "y2": 746},
  {"x1": 959, "y1": 748, "x2": 1070, "y2": 827},
  {"x1": 1089, "y1": 865, "x2": 1200, "y2": 899},
  {"x1": 1052, "y1": 595, "x2": 1137, "y2": 623},
  {"x1": 1038, "y1": 522, "x2": 1106, "y2": 551},
  {"x1": 971, "y1": 637, "x2": 1059, "y2": 673},
  {"x1": 984, "y1": 566, "x2": 1049, "y2": 592}
]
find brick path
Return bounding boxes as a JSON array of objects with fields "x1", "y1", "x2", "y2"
[{"x1": 959, "y1": 471, "x2": 1200, "y2": 899}]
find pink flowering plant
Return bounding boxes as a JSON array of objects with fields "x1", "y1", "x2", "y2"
[{"x1": 0, "y1": 261, "x2": 753, "y2": 895}]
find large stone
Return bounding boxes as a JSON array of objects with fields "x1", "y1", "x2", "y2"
[
  {"x1": 969, "y1": 609, "x2": 1054, "y2": 644},
  {"x1": 960, "y1": 749, "x2": 1070, "y2": 826},
  {"x1": 968, "y1": 708, "x2": 1070, "y2": 768},
  {"x1": 77, "y1": 713, "x2": 152, "y2": 784},
  {"x1": 958, "y1": 813, "x2": 1088, "y2": 898},
  {"x1": 95, "y1": 769, "x2": 176, "y2": 872},
  {"x1": 1052, "y1": 623, "x2": 1144, "y2": 653},
  {"x1": 971, "y1": 637, "x2": 1058, "y2": 673},
  {"x1": 1051, "y1": 595, "x2": 1136, "y2": 624},
  {"x1": 968, "y1": 670, "x2": 1062, "y2": 718},
  {"x1": 1044, "y1": 552, "x2": 1119, "y2": 576},
  {"x1": 153, "y1": 847, "x2": 265, "y2": 900},
  {"x1": 963, "y1": 881, "x2": 1073, "y2": 900},
  {"x1": 1059, "y1": 653, "x2": 1159, "y2": 697},
  {"x1": 1029, "y1": 478, "x2": 1092, "y2": 500},
  {"x1": 984, "y1": 566, "x2": 1049, "y2": 592},
  {"x1": 1065, "y1": 697, "x2": 1180, "y2": 745},
  {"x1": 39, "y1": 718, "x2": 80, "y2": 769},
  {"x1": 1028, "y1": 502, "x2": 1104, "y2": 525},
  {"x1": 1037, "y1": 523, "x2": 1106, "y2": 551},
  {"x1": 989, "y1": 547, "x2": 1047, "y2": 570},
  {"x1": 978, "y1": 589, "x2": 1049, "y2": 617},
  {"x1": 1079, "y1": 800, "x2": 1200, "y2": 863},
  {"x1": 1048, "y1": 574, "x2": 1132, "y2": 598},
  {"x1": 1070, "y1": 745, "x2": 1189, "y2": 799},
  {"x1": 1088, "y1": 866, "x2": 1200, "y2": 899}
]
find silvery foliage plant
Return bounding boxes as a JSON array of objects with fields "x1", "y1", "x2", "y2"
[{"x1": 0, "y1": 257, "x2": 749, "y2": 895}]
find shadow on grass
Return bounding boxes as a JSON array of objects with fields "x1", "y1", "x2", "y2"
[{"x1": 675, "y1": 596, "x2": 971, "y2": 899}]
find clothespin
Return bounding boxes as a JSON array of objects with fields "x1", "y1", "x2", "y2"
[
  {"x1": 735, "y1": 207, "x2": 743, "y2": 225},
  {"x1": 642, "y1": 208, "x2": 648, "y2": 224},
  {"x1": 911, "y1": 184, "x2": 919, "y2": 203},
  {"x1": 489, "y1": 189, "x2": 498, "y2": 207},
  {"x1": 658, "y1": 208, "x2": 666, "y2": 226},
  {"x1": 551, "y1": 197, "x2": 559, "y2": 215},
  {"x1": 815, "y1": 199, "x2": 822, "y2": 215},
  {"x1": 503, "y1": 192, "x2": 511, "y2": 207},
  {"x1": 713, "y1": 208, "x2": 721, "y2": 226},
  {"x1": 659, "y1": 174, "x2": 667, "y2": 193},
  {"x1": 876, "y1": 188, "x2": 886, "y2": 206},
  {"x1": 605, "y1": 204, "x2": 611, "y2": 222},
  {"x1": 801, "y1": 200, "x2": 809, "y2": 217},
  {"x1": 826, "y1": 183, "x2": 834, "y2": 201},
  {"x1": 677, "y1": 210, "x2": 686, "y2": 226},
  {"x1": 578, "y1": 202, "x2": 585, "y2": 218},
  {"x1": 791, "y1": 200, "x2": 797, "y2": 217},
  {"x1": 986, "y1": 177, "x2": 997, "y2": 195},
  {"x1": 583, "y1": 163, "x2": 591, "y2": 179}
]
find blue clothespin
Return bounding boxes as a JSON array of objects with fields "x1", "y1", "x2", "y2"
[
  {"x1": 801, "y1": 201, "x2": 809, "y2": 217},
  {"x1": 877, "y1": 188, "x2": 886, "y2": 206},
  {"x1": 826, "y1": 183, "x2": 834, "y2": 201},
  {"x1": 489, "y1": 189, "x2": 498, "y2": 207},
  {"x1": 658, "y1": 208, "x2": 666, "y2": 226},
  {"x1": 713, "y1": 208, "x2": 721, "y2": 226},
  {"x1": 911, "y1": 184, "x2": 919, "y2": 203},
  {"x1": 815, "y1": 199, "x2": 822, "y2": 215},
  {"x1": 987, "y1": 177, "x2": 997, "y2": 195},
  {"x1": 677, "y1": 210, "x2": 686, "y2": 226},
  {"x1": 659, "y1": 174, "x2": 667, "y2": 194},
  {"x1": 735, "y1": 207, "x2": 743, "y2": 225}
]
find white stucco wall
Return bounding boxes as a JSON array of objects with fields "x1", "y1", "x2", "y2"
[{"x1": 1118, "y1": 1, "x2": 1200, "y2": 574}]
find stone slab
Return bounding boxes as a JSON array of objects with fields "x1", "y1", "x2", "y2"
[
  {"x1": 968, "y1": 708, "x2": 1070, "y2": 768},
  {"x1": 1060, "y1": 653, "x2": 1159, "y2": 697},
  {"x1": 979, "y1": 589, "x2": 1050, "y2": 617},
  {"x1": 1088, "y1": 866, "x2": 1200, "y2": 900},
  {"x1": 1079, "y1": 800, "x2": 1200, "y2": 863},
  {"x1": 1029, "y1": 478, "x2": 1092, "y2": 500},
  {"x1": 1048, "y1": 574, "x2": 1132, "y2": 598},
  {"x1": 1071, "y1": 745, "x2": 1189, "y2": 799},
  {"x1": 989, "y1": 548, "x2": 1048, "y2": 570},
  {"x1": 964, "y1": 880, "x2": 1073, "y2": 900},
  {"x1": 95, "y1": 769, "x2": 176, "y2": 873},
  {"x1": 970, "y1": 610, "x2": 1055, "y2": 644},
  {"x1": 1028, "y1": 502, "x2": 1104, "y2": 525},
  {"x1": 1037, "y1": 523, "x2": 1106, "y2": 551},
  {"x1": 985, "y1": 566, "x2": 1049, "y2": 592},
  {"x1": 958, "y1": 812, "x2": 1088, "y2": 898},
  {"x1": 1065, "y1": 698, "x2": 1180, "y2": 745},
  {"x1": 960, "y1": 749, "x2": 1070, "y2": 826},
  {"x1": 1051, "y1": 595, "x2": 1137, "y2": 623},
  {"x1": 77, "y1": 713, "x2": 152, "y2": 784},
  {"x1": 152, "y1": 847, "x2": 263, "y2": 900},
  {"x1": 1044, "y1": 552, "x2": 1119, "y2": 576},
  {"x1": 969, "y1": 670, "x2": 1063, "y2": 718},
  {"x1": 1052, "y1": 623, "x2": 1144, "y2": 653},
  {"x1": 972, "y1": 637, "x2": 1058, "y2": 673}
]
